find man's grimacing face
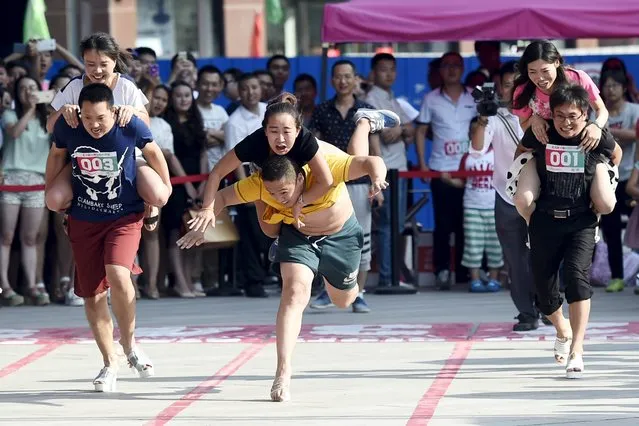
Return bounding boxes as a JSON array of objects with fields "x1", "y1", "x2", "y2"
[
  {"x1": 80, "y1": 101, "x2": 116, "y2": 139},
  {"x1": 263, "y1": 173, "x2": 304, "y2": 207}
]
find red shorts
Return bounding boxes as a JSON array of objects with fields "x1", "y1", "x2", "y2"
[{"x1": 68, "y1": 212, "x2": 144, "y2": 298}]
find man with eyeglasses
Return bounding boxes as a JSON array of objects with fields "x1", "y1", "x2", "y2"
[{"x1": 517, "y1": 84, "x2": 621, "y2": 379}]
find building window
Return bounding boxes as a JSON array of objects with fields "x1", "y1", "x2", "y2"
[{"x1": 136, "y1": 0, "x2": 199, "y2": 57}]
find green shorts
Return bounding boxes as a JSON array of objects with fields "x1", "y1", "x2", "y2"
[{"x1": 274, "y1": 214, "x2": 363, "y2": 290}]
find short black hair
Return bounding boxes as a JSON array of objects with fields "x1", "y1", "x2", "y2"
[
  {"x1": 499, "y1": 60, "x2": 517, "y2": 81},
  {"x1": 371, "y1": 53, "x2": 396, "y2": 69},
  {"x1": 294, "y1": 73, "x2": 317, "y2": 91},
  {"x1": 428, "y1": 58, "x2": 441, "y2": 70},
  {"x1": 549, "y1": 84, "x2": 590, "y2": 113},
  {"x1": 474, "y1": 41, "x2": 501, "y2": 53},
  {"x1": 5, "y1": 60, "x2": 29, "y2": 73},
  {"x1": 267, "y1": 54, "x2": 290, "y2": 70},
  {"x1": 170, "y1": 52, "x2": 197, "y2": 70},
  {"x1": 237, "y1": 72, "x2": 259, "y2": 88},
  {"x1": 59, "y1": 64, "x2": 82, "y2": 77},
  {"x1": 261, "y1": 155, "x2": 303, "y2": 183},
  {"x1": 78, "y1": 83, "x2": 114, "y2": 108},
  {"x1": 331, "y1": 60, "x2": 356, "y2": 77},
  {"x1": 50, "y1": 74, "x2": 70, "y2": 90},
  {"x1": 135, "y1": 47, "x2": 157, "y2": 59},
  {"x1": 223, "y1": 67, "x2": 243, "y2": 81},
  {"x1": 254, "y1": 69, "x2": 274, "y2": 80},
  {"x1": 197, "y1": 65, "x2": 224, "y2": 83}
]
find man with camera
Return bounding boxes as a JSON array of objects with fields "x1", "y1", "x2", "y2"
[{"x1": 470, "y1": 61, "x2": 541, "y2": 332}]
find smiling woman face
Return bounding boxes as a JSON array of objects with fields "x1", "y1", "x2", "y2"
[
  {"x1": 83, "y1": 49, "x2": 117, "y2": 86},
  {"x1": 527, "y1": 59, "x2": 560, "y2": 93}
]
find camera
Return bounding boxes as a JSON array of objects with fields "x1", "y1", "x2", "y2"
[{"x1": 471, "y1": 82, "x2": 500, "y2": 116}]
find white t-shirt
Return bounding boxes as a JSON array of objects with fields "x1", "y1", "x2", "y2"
[
  {"x1": 225, "y1": 103, "x2": 267, "y2": 152},
  {"x1": 365, "y1": 86, "x2": 408, "y2": 171},
  {"x1": 461, "y1": 149, "x2": 495, "y2": 210},
  {"x1": 468, "y1": 109, "x2": 523, "y2": 205},
  {"x1": 418, "y1": 88, "x2": 477, "y2": 171},
  {"x1": 198, "y1": 103, "x2": 229, "y2": 171},
  {"x1": 51, "y1": 74, "x2": 148, "y2": 111},
  {"x1": 396, "y1": 97, "x2": 420, "y2": 122},
  {"x1": 608, "y1": 102, "x2": 639, "y2": 181},
  {"x1": 149, "y1": 117, "x2": 174, "y2": 154}
]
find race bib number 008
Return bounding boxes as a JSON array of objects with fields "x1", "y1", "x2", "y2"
[
  {"x1": 444, "y1": 140, "x2": 467, "y2": 156},
  {"x1": 545, "y1": 144, "x2": 585, "y2": 174},
  {"x1": 75, "y1": 151, "x2": 119, "y2": 176}
]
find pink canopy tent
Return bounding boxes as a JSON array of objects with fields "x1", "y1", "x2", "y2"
[{"x1": 322, "y1": 0, "x2": 639, "y2": 43}]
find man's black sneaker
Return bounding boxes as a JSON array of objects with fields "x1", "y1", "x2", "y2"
[
  {"x1": 513, "y1": 313, "x2": 539, "y2": 331},
  {"x1": 540, "y1": 315, "x2": 553, "y2": 326}
]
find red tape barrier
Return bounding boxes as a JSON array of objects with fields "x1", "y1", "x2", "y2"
[{"x1": 0, "y1": 170, "x2": 492, "y2": 193}]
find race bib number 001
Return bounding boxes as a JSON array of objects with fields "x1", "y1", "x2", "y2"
[
  {"x1": 75, "y1": 151, "x2": 119, "y2": 176},
  {"x1": 545, "y1": 144, "x2": 585, "y2": 174}
]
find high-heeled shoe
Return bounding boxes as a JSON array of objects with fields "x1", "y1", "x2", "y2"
[
  {"x1": 270, "y1": 377, "x2": 291, "y2": 402},
  {"x1": 566, "y1": 353, "x2": 584, "y2": 379}
]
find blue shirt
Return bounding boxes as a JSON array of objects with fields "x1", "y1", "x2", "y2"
[{"x1": 53, "y1": 116, "x2": 153, "y2": 222}]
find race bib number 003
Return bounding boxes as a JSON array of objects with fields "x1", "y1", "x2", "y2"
[
  {"x1": 545, "y1": 144, "x2": 585, "y2": 174},
  {"x1": 75, "y1": 151, "x2": 119, "y2": 176}
]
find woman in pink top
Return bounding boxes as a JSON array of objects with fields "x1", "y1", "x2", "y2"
[{"x1": 510, "y1": 41, "x2": 616, "y2": 224}]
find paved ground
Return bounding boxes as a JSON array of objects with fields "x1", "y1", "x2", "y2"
[{"x1": 1, "y1": 287, "x2": 638, "y2": 425}]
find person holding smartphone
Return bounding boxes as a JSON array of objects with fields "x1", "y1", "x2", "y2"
[{"x1": 0, "y1": 76, "x2": 51, "y2": 306}]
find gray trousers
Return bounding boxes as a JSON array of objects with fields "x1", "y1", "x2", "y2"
[{"x1": 494, "y1": 194, "x2": 537, "y2": 317}]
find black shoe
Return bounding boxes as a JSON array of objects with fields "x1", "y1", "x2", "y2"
[
  {"x1": 263, "y1": 274, "x2": 280, "y2": 286},
  {"x1": 540, "y1": 315, "x2": 553, "y2": 326},
  {"x1": 513, "y1": 313, "x2": 539, "y2": 332},
  {"x1": 206, "y1": 287, "x2": 244, "y2": 297},
  {"x1": 245, "y1": 284, "x2": 269, "y2": 298}
]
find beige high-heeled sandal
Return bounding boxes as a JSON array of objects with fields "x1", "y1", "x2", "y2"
[
  {"x1": 270, "y1": 377, "x2": 291, "y2": 402},
  {"x1": 566, "y1": 353, "x2": 584, "y2": 379},
  {"x1": 554, "y1": 336, "x2": 572, "y2": 365}
]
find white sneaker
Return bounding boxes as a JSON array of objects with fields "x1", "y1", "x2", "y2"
[
  {"x1": 66, "y1": 288, "x2": 84, "y2": 306},
  {"x1": 127, "y1": 347, "x2": 154, "y2": 378},
  {"x1": 93, "y1": 366, "x2": 117, "y2": 392},
  {"x1": 353, "y1": 108, "x2": 400, "y2": 133}
]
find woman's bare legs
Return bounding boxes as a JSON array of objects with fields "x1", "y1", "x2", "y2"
[
  {"x1": 0, "y1": 204, "x2": 21, "y2": 298},
  {"x1": 136, "y1": 163, "x2": 171, "y2": 231},
  {"x1": 45, "y1": 163, "x2": 73, "y2": 212},
  {"x1": 590, "y1": 163, "x2": 616, "y2": 215},
  {"x1": 19, "y1": 206, "x2": 48, "y2": 304},
  {"x1": 166, "y1": 230, "x2": 195, "y2": 297},
  {"x1": 35, "y1": 209, "x2": 49, "y2": 283},
  {"x1": 53, "y1": 212, "x2": 74, "y2": 288},
  {"x1": 513, "y1": 160, "x2": 540, "y2": 224},
  {"x1": 348, "y1": 120, "x2": 372, "y2": 156},
  {"x1": 141, "y1": 223, "x2": 161, "y2": 299}
]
